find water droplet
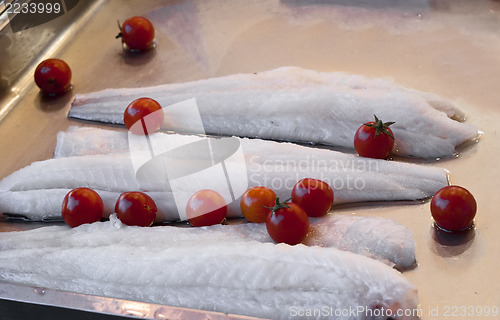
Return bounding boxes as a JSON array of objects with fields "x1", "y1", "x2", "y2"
[
  {"x1": 34, "y1": 288, "x2": 45, "y2": 295},
  {"x1": 125, "y1": 309, "x2": 147, "y2": 317},
  {"x1": 154, "y1": 307, "x2": 185, "y2": 319}
]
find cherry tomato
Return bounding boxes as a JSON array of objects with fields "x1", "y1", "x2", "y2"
[
  {"x1": 291, "y1": 178, "x2": 334, "y2": 217},
  {"x1": 430, "y1": 185, "x2": 477, "y2": 232},
  {"x1": 124, "y1": 97, "x2": 164, "y2": 135},
  {"x1": 354, "y1": 115, "x2": 395, "y2": 159},
  {"x1": 266, "y1": 198, "x2": 309, "y2": 245},
  {"x1": 115, "y1": 191, "x2": 157, "y2": 227},
  {"x1": 117, "y1": 16, "x2": 155, "y2": 51},
  {"x1": 186, "y1": 189, "x2": 227, "y2": 227},
  {"x1": 240, "y1": 186, "x2": 276, "y2": 223},
  {"x1": 34, "y1": 58, "x2": 72, "y2": 95},
  {"x1": 62, "y1": 188, "x2": 103, "y2": 228}
]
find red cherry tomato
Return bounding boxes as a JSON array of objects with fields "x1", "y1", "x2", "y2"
[
  {"x1": 62, "y1": 188, "x2": 103, "y2": 228},
  {"x1": 124, "y1": 97, "x2": 164, "y2": 135},
  {"x1": 430, "y1": 185, "x2": 477, "y2": 232},
  {"x1": 354, "y1": 115, "x2": 395, "y2": 159},
  {"x1": 115, "y1": 191, "x2": 157, "y2": 227},
  {"x1": 240, "y1": 186, "x2": 276, "y2": 223},
  {"x1": 117, "y1": 16, "x2": 155, "y2": 51},
  {"x1": 291, "y1": 178, "x2": 334, "y2": 217},
  {"x1": 266, "y1": 199, "x2": 309, "y2": 245},
  {"x1": 186, "y1": 189, "x2": 227, "y2": 227},
  {"x1": 34, "y1": 58, "x2": 72, "y2": 95}
]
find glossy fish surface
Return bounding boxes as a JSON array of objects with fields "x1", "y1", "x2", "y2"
[{"x1": 69, "y1": 67, "x2": 479, "y2": 158}]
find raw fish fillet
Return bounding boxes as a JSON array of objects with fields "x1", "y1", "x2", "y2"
[
  {"x1": 0, "y1": 189, "x2": 128, "y2": 220},
  {"x1": 209, "y1": 214, "x2": 416, "y2": 270},
  {"x1": 0, "y1": 128, "x2": 449, "y2": 222},
  {"x1": 0, "y1": 216, "x2": 419, "y2": 320},
  {"x1": 304, "y1": 214, "x2": 416, "y2": 269},
  {"x1": 69, "y1": 66, "x2": 479, "y2": 158},
  {"x1": 0, "y1": 184, "x2": 416, "y2": 268},
  {"x1": 54, "y1": 126, "x2": 130, "y2": 158}
]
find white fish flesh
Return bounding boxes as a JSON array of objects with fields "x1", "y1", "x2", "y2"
[
  {"x1": 69, "y1": 66, "x2": 479, "y2": 158},
  {"x1": 0, "y1": 189, "x2": 172, "y2": 221},
  {"x1": 212, "y1": 213, "x2": 416, "y2": 270},
  {"x1": 0, "y1": 216, "x2": 419, "y2": 320},
  {"x1": 0, "y1": 128, "x2": 449, "y2": 221},
  {"x1": 0, "y1": 207, "x2": 416, "y2": 269},
  {"x1": 0, "y1": 187, "x2": 416, "y2": 269},
  {"x1": 304, "y1": 214, "x2": 416, "y2": 270},
  {"x1": 54, "y1": 126, "x2": 130, "y2": 158}
]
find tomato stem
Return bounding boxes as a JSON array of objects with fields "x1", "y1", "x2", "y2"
[
  {"x1": 264, "y1": 197, "x2": 291, "y2": 212},
  {"x1": 116, "y1": 20, "x2": 122, "y2": 39},
  {"x1": 363, "y1": 114, "x2": 395, "y2": 140}
]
